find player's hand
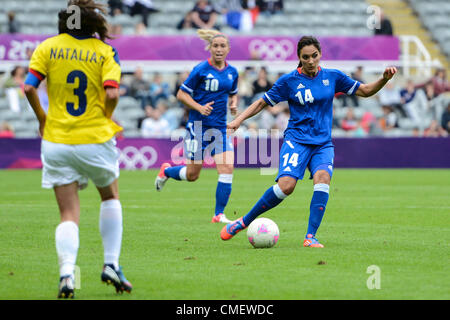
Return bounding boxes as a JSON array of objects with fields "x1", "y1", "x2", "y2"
[
  {"x1": 383, "y1": 67, "x2": 397, "y2": 80},
  {"x1": 229, "y1": 104, "x2": 238, "y2": 116},
  {"x1": 227, "y1": 119, "x2": 241, "y2": 132},
  {"x1": 198, "y1": 101, "x2": 214, "y2": 116}
]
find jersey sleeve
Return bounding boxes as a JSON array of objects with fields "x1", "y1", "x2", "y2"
[
  {"x1": 102, "y1": 46, "x2": 121, "y2": 88},
  {"x1": 25, "y1": 43, "x2": 48, "y2": 88},
  {"x1": 229, "y1": 69, "x2": 239, "y2": 95},
  {"x1": 334, "y1": 70, "x2": 360, "y2": 96},
  {"x1": 180, "y1": 65, "x2": 201, "y2": 95},
  {"x1": 262, "y1": 75, "x2": 287, "y2": 106}
]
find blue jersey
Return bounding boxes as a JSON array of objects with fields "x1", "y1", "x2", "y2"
[
  {"x1": 263, "y1": 67, "x2": 360, "y2": 145},
  {"x1": 181, "y1": 59, "x2": 239, "y2": 128}
]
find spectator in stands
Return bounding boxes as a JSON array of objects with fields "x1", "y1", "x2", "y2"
[
  {"x1": 119, "y1": 75, "x2": 129, "y2": 97},
  {"x1": 238, "y1": 66, "x2": 255, "y2": 107},
  {"x1": 149, "y1": 72, "x2": 171, "y2": 106},
  {"x1": 108, "y1": 0, "x2": 124, "y2": 16},
  {"x1": 177, "y1": 0, "x2": 220, "y2": 30},
  {"x1": 3, "y1": 66, "x2": 26, "y2": 91},
  {"x1": 0, "y1": 121, "x2": 15, "y2": 138},
  {"x1": 423, "y1": 119, "x2": 448, "y2": 137},
  {"x1": 7, "y1": 11, "x2": 20, "y2": 34},
  {"x1": 441, "y1": 102, "x2": 450, "y2": 134},
  {"x1": 134, "y1": 22, "x2": 147, "y2": 35},
  {"x1": 400, "y1": 79, "x2": 420, "y2": 124},
  {"x1": 430, "y1": 68, "x2": 450, "y2": 96},
  {"x1": 123, "y1": 0, "x2": 159, "y2": 27},
  {"x1": 129, "y1": 67, "x2": 152, "y2": 109},
  {"x1": 274, "y1": 104, "x2": 289, "y2": 131},
  {"x1": 4, "y1": 66, "x2": 26, "y2": 112},
  {"x1": 379, "y1": 105, "x2": 398, "y2": 131},
  {"x1": 374, "y1": 11, "x2": 393, "y2": 36},
  {"x1": 110, "y1": 24, "x2": 123, "y2": 36},
  {"x1": 252, "y1": 67, "x2": 272, "y2": 100},
  {"x1": 140, "y1": 105, "x2": 171, "y2": 137},
  {"x1": 217, "y1": 0, "x2": 253, "y2": 31},
  {"x1": 377, "y1": 81, "x2": 406, "y2": 117},
  {"x1": 256, "y1": 0, "x2": 283, "y2": 15},
  {"x1": 340, "y1": 107, "x2": 358, "y2": 132}
]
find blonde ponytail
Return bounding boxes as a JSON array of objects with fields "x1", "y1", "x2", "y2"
[{"x1": 197, "y1": 29, "x2": 229, "y2": 51}]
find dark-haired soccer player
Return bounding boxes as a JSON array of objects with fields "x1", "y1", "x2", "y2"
[
  {"x1": 221, "y1": 36, "x2": 397, "y2": 247},
  {"x1": 155, "y1": 29, "x2": 239, "y2": 224},
  {"x1": 24, "y1": 0, "x2": 132, "y2": 298}
]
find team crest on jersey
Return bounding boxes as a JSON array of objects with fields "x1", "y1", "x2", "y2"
[
  {"x1": 322, "y1": 79, "x2": 329, "y2": 86},
  {"x1": 297, "y1": 83, "x2": 305, "y2": 89}
]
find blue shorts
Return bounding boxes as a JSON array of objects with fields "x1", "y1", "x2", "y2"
[
  {"x1": 184, "y1": 121, "x2": 233, "y2": 161},
  {"x1": 276, "y1": 139, "x2": 334, "y2": 181}
]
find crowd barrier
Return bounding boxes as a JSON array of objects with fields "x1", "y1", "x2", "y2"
[{"x1": 1, "y1": 137, "x2": 449, "y2": 169}]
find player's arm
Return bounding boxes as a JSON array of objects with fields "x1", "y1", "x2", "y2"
[
  {"x1": 176, "y1": 88, "x2": 214, "y2": 116},
  {"x1": 104, "y1": 87, "x2": 120, "y2": 119},
  {"x1": 24, "y1": 84, "x2": 46, "y2": 137},
  {"x1": 355, "y1": 67, "x2": 397, "y2": 97},
  {"x1": 228, "y1": 94, "x2": 238, "y2": 116},
  {"x1": 227, "y1": 97, "x2": 268, "y2": 132}
]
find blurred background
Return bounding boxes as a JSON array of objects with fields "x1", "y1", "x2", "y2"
[{"x1": 0, "y1": 0, "x2": 449, "y2": 140}]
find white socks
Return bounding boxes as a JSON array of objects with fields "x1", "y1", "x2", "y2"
[
  {"x1": 55, "y1": 221, "x2": 79, "y2": 278},
  {"x1": 99, "y1": 199, "x2": 123, "y2": 271},
  {"x1": 55, "y1": 199, "x2": 123, "y2": 277}
]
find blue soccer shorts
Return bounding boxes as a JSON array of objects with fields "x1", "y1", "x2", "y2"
[
  {"x1": 276, "y1": 139, "x2": 334, "y2": 181},
  {"x1": 184, "y1": 121, "x2": 234, "y2": 161}
]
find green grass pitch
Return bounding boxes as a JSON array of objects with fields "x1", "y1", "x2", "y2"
[{"x1": 0, "y1": 169, "x2": 449, "y2": 300}]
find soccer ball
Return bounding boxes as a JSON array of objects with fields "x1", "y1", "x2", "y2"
[{"x1": 247, "y1": 218, "x2": 279, "y2": 248}]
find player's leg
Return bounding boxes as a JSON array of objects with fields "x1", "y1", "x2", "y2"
[
  {"x1": 96, "y1": 180, "x2": 132, "y2": 293},
  {"x1": 53, "y1": 182, "x2": 80, "y2": 299},
  {"x1": 213, "y1": 150, "x2": 234, "y2": 223},
  {"x1": 155, "y1": 124, "x2": 204, "y2": 190},
  {"x1": 41, "y1": 140, "x2": 83, "y2": 298},
  {"x1": 303, "y1": 144, "x2": 334, "y2": 248},
  {"x1": 221, "y1": 140, "x2": 310, "y2": 240}
]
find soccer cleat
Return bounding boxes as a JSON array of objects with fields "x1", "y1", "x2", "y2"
[
  {"x1": 57, "y1": 275, "x2": 75, "y2": 299},
  {"x1": 211, "y1": 213, "x2": 232, "y2": 224},
  {"x1": 220, "y1": 217, "x2": 246, "y2": 240},
  {"x1": 155, "y1": 162, "x2": 171, "y2": 192},
  {"x1": 303, "y1": 234, "x2": 324, "y2": 248},
  {"x1": 101, "y1": 264, "x2": 133, "y2": 294}
]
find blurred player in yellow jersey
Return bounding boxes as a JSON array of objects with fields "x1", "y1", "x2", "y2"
[{"x1": 24, "y1": 0, "x2": 132, "y2": 298}]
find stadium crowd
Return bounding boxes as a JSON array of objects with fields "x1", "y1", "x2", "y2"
[{"x1": 0, "y1": 61, "x2": 449, "y2": 139}]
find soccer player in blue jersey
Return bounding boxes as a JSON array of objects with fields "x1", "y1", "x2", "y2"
[
  {"x1": 155, "y1": 29, "x2": 239, "y2": 224},
  {"x1": 221, "y1": 36, "x2": 397, "y2": 247}
]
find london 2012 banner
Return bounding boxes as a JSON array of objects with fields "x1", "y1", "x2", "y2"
[{"x1": 0, "y1": 34, "x2": 399, "y2": 62}]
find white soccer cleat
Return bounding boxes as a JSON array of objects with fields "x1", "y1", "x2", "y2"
[
  {"x1": 155, "y1": 163, "x2": 171, "y2": 192},
  {"x1": 211, "y1": 213, "x2": 232, "y2": 224}
]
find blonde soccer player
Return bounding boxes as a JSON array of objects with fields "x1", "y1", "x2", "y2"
[
  {"x1": 24, "y1": 0, "x2": 132, "y2": 298},
  {"x1": 155, "y1": 29, "x2": 239, "y2": 224}
]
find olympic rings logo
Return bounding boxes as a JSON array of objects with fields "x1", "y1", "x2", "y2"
[
  {"x1": 248, "y1": 39, "x2": 295, "y2": 61},
  {"x1": 118, "y1": 146, "x2": 158, "y2": 169}
]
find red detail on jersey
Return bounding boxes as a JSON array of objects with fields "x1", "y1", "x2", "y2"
[
  {"x1": 29, "y1": 68, "x2": 45, "y2": 81},
  {"x1": 103, "y1": 80, "x2": 119, "y2": 88}
]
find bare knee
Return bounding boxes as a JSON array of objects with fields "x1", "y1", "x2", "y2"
[
  {"x1": 186, "y1": 171, "x2": 200, "y2": 181},
  {"x1": 313, "y1": 170, "x2": 331, "y2": 185},
  {"x1": 277, "y1": 177, "x2": 297, "y2": 195}
]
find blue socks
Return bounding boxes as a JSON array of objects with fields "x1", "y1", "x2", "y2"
[
  {"x1": 164, "y1": 166, "x2": 186, "y2": 181},
  {"x1": 306, "y1": 184, "x2": 329, "y2": 236},
  {"x1": 215, "y1": 174, "x2": 233, "y2": 216},
  {"x1": 242, "y1": 185, "x2": 288, "y2": 226}
]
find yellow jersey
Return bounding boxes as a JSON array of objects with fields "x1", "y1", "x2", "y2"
[{"x1": 28, "y1": 33, "x2": 122, "y2": 144}]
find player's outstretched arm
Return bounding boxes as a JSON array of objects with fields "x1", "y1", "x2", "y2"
[
  {"x1": 227, "y1": 97, "x2": 268, "y2": 132},
  {"x1": 355, "y1": 67, "x2": 397, "y2": 98},
  {"x1": 24, "y1": 84, "x2": 46, "y2": 137}
]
